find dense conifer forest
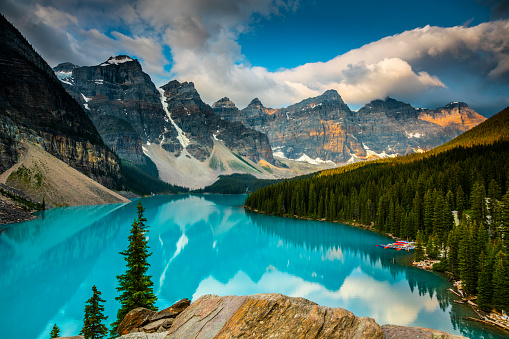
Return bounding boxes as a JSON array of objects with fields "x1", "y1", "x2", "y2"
[{"x1": 245, "y1": 107, "x2": 509, "y2": 312}]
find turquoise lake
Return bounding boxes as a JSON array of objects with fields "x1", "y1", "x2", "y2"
[{"x1": 0, "y1": 194, "x2": 507, "y2": 338}]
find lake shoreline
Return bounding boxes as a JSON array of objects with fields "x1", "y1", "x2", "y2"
[{"x1": 244, "y1": 205, "x2": 509, "y2": 336}]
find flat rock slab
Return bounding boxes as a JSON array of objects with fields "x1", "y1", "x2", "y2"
[
  {"x1": 167, "y1": 293, "x2": 383, "y2": 339},
  {"x1": 118, "y1": 333, "x2": 167, "y2": 339},
  {"x1": 381, "y1": 325, "x2": 467, "y2": 339}
]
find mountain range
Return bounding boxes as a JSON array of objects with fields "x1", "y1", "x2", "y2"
[
  {"x1": 53, "y1": 54, "x2": 485, "y2": 188},
  {"x1": 0, "y1": 11, "x2": 490, "y2": 211},
  {"x1": 54, "y1": 57, "x2": 278, "y2": 189},
  {"x1": 212, "y1": 92, "x2": 486, "y2": 164}
]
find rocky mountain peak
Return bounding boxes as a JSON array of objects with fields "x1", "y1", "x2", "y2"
[
  {"x1": 99, "y1": 55, "x2": 136, "y2": 66},
  {"x1": 444, "y1": 101, "x2": 469, "y2": 109},
  {"x1": 363, "y1": 97, "x2": 411, "y2": 110},
  {"x1": 53, "y1": 62, "x2": 79, "y2": 72},
  {"x1": 161, "y1": 80, "x2": 202, "y2": 101},
  {"x1": 320, "y1": 89, "x2": 344, "y2": 102},
  {"x1": 212, "y1": 97, "x2": 237, "y2": 109},
  {"x1": 358, "y1": 97, "x2": 418, "y2": 121},
  {"x1": 248, "y1": 98, "x2": 264, "y2": 108}
]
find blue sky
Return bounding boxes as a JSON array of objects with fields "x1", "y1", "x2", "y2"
[
  {"x1": 240, "y1": 0, "x2": 493, "y2": 71},
  {"x1": 1, "y1": 0, "x2": 508, "y2": 116}
]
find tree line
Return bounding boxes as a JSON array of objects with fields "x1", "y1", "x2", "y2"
[{"x1": 244, "y1": 140, "x2": 509, "y2": 313}]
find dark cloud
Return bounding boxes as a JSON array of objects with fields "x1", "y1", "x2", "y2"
[{"x1": 478, "y1": 0, "x2": 509, "y2": 19}]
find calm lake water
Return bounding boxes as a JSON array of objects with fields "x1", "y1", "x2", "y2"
[{"x1": 0, "y1": 194, "x2": 506, "y2": 339}]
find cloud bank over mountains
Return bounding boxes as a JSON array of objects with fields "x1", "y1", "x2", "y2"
[{"x1": 1, "y1": 0, "x2": 508, "y2": 116}]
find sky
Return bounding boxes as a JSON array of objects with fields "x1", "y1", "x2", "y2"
[{"x1": 1, "y1": 0, "x2": 509, "y2": 117}]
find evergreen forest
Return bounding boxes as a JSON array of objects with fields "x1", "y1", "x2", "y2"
[{"x1": 244, "y1": 107, "x2": 509, "y2": 312}]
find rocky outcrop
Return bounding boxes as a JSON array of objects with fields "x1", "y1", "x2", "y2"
[
  {"x1": 116, "y1": 299, "x2": 191, "y2": 336},
  {"x1": 0, "y1": 196, "x2": 36, "y2": 225},
  {"x1": 166, "y1": 293, "x2": 382, "y2": 339},
  {"x1": 213, "y1": 93, "x2": 486, "y2": 163},
  {"x1": 115, "y1": 294, "x2": 465, "y2": 339},
  {"x1": 381, "y1": 325, "x2": 465, "y2": 339},
  {"x1": 0, "y1": 14, "x2": 122, "y2": 188}
]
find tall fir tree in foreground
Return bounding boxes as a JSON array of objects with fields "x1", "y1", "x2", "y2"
[
  {"x1": 81, "y1": 285, "x2": 108, "y2": 339},
  {"x1": 50, "y1": 324, "x2": 60, "y2": 338},
  {"x1": 110, "y1": 202, "x2": 157, "y2": 337}
]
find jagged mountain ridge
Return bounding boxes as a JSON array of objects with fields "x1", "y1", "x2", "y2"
[
  {"x1": 213, "y1": 92, "x2": 486, "y2": 163},
  {"x1": 0, "y1": 14, "x2": 121, "y2": 188},
  {"x1": 54, "y1": 57, "x2": 275, "y2": 188}
]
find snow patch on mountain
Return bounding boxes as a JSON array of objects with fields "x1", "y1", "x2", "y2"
[
  {"x1": 363, "y1": 143, "x2": 398, "y2": 159},
  {"x1": 405, "y1": 131, "x2": 423, "y2": 138},
  {"x1": 158, "y1": 87, "x2": 190, "y2": 150},
  {"x1": 55, "y1": 71, "x2": 72, "y2": 80},
  {"x1": 294, "y1": 154, "x2": 335, "y2": 165},
  {"x1": 100, "y1": 56, "x2": 135, "y2": 66}
]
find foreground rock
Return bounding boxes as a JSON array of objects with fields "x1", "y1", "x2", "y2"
[
  {"x1": 167, "y1": 293, "x2": 381, "y2": 339},
  {"x1": 381, "y1": 325, "x2": 466, "y2": 339},
  {"x1": 117, "y1": 299, "x2": 191, "y2": 336},
  {"x1": 116, "y1": 294, "x2": 466, "y2": 339}
]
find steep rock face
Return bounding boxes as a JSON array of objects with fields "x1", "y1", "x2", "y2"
[
  {"x1": 214, "y1": 93, "x2": 486, "y2": 163},
  {"x1": 0, "y1": 14, "x2": 121, "y2": 188},
  {"x1": 94, "y1": 115, "x2": 145, "y2": 164},
  {"x1": 54, "y1": 56, "x2": 166, "y2": 165},
  {"x1": 160, "y1": 80, "x2": 273, "y2": 163},
  {"x1": 56, "y1": 60, "x2": 274, "y2": 168},
  {"x1": 418, "y1": 102, "x2": 486, "y2": 132}
]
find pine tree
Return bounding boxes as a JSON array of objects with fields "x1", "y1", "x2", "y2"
[
  {"x1": 81, "y1": 286, "x2": 108, "y2": 339},
  {"x1": 500, "y1": 189, "x2": 509, "y2": 244},
  {"x1": 50, "y1": 324, "x2": 60, "y2": 338},
  {"x1": 456, "y1": 185, "x2": 465, "y2": 217},
  {"x1": 110, "y1": 202, "x2": 158, "y2": 337},
  {"x1": 477, "y1": 250, "x2": 493, "y2": 312},
  {"x1": 414, "y1": 230, "x2": 425, "y2": 262},
  {"x1": 447, "y1": 224, "x2": 461, "y2": 278},
  {"x1": 470, "y1": 181, "x2": 486, "y2": 224},
  {"x1": 492, "y1": 250, "x2": 509, "y2": 312}
]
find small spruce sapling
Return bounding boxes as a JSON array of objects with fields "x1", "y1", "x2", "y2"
[
  {"x1": 80, "y1": 285, "x2": 108, "y2": 339},
  {"x1": 50, "y1": 323, "x2": 60, "y2": 338}
]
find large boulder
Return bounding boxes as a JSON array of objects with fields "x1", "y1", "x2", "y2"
[
  {"x1": 115, "y1": 294, "x2": 467, "y2": 339},
  {"x1": 166, "y1": 293, "x2": 383, "y2": 339}
]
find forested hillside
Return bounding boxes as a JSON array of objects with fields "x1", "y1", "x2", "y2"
[{"x1": 245, "y1": 107, "x2": 509, "y2": 312}]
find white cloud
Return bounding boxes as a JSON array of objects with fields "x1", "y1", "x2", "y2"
[
  {"x1": 192, "y1": 268, "x2": 444, "y2": 327},
  {"x1": 1, "y1": 0, "x2": 508, "y2": 113},
  {"x1": 33, "y1": 4, "x2": 78, "y2": 29},
  {"x1": 162, "y1": 19, "x2": 509, "y2": 109}
]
